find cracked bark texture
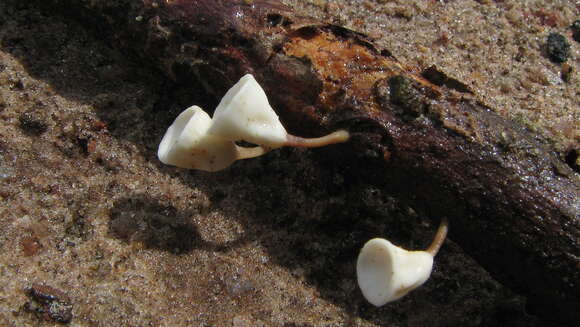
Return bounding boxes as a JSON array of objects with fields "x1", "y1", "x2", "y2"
[{"x1": 28, "y1": 0, "x2": 580, "y2": 325}]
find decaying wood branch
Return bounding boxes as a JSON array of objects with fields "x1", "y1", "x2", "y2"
[{"x1": 33, "y1": 0, "x2": 579, "y2": 324}]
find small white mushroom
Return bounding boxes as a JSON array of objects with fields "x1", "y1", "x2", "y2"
[
  {"x1": 157, "y1": 106, "x2": 267, "y2": 172},
  {"x1": 158, "y1": 74, "x2": 349, "y2": 172},
  {"x1": 209, "y1": 74, "x2": 349, "y2": 148},
  {"x1": 356, "y1": 218, "x2": 449, "y2": 306}
]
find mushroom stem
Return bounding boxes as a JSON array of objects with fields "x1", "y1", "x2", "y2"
[
  {"x1": 236, "y1": 146, "x2": 271, "y2": 160},
  {"x1": 426, "y1": 217, "x2": 449, "y2": 256},
  {"x1": 285, "y1": 130, "x2": 350, "y2": 148}
]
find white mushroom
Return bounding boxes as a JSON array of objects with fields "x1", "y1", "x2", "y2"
[
  {"x1": 157, "y1": 106, "x2": 267, "y2": 172},
  {"x1": 357, "y1": 218, "x2": 449, "y2": 306},
  {"x1": 158, "y1": 74, "x2": 349, "y2": 172},
  {"x1": 208, "y1": 74, "x2": 349, "y2": 148}
]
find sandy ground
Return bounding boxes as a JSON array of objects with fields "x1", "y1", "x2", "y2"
[
  {"x1": 289, "y1": 0, "x2": 578, "y2": 154},
  {"x1": 0, "y1": 0, "x2": 577, "y2": 326}
]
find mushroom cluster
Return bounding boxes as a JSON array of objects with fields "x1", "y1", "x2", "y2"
[
  {"x1": 158, "y1": 74, "x2": 448, "y2": 307},
  {"x1": 158, "y1": 74, "x2": 349, "y2": 171}
]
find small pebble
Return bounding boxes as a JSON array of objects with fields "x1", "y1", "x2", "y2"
[
  {"x1": 24, "y1": 284, "x2": 73, "y2": 323},
  {"x1": 560, "y1": 63, "x2": 572, "y2": 83},
  {"x1": 20, "y1": 236, "x2": 42, "y2": 256},
  {"x1": 546, "y1": 33, "x2": 570, "y2": 63},
  {"x1": 19, "y1": 112, "x2": 48, "y2": 136},
  {"x1": 571, "y1": 20, "x2": 580, "y2": 43}
]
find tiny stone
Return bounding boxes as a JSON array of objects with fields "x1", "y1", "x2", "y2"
[
  {"x1": 9, "y1": 78, "x2": 24, "y2": 90},
  {"x1": 19, "y1": 112, "x2": 48, "y2": 136},
  {"x1": 546, "y1": 33, "x2": 570, "y2": 63},
  {"x1": 560, "y1": 63, "x2": 572, "y2": 83},
  {"x1": 571, "y1": 20, "x2": 580, "y2": 43},
  {"x1": 20, "y1": 236, "x2": 42, "y2": 256}
]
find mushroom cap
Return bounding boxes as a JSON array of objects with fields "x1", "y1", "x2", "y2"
[
  {"x1": 157, "y1": 106, "x2": 238, "y2": 172},
  {"x1": 357, "y1": 238, "x2": 434, "y2": 306},
  {"x1": 208, "y1": 74, "x2": 288, "y2": 148}
]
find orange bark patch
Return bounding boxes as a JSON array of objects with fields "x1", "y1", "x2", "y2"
[{"x1": 283, "y1": 29, "x2": 437, "y2": 111}]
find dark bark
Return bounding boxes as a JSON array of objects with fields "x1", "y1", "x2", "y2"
[{"x1": 30, "y1": 0, "x2": 580, "y2": 325}]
